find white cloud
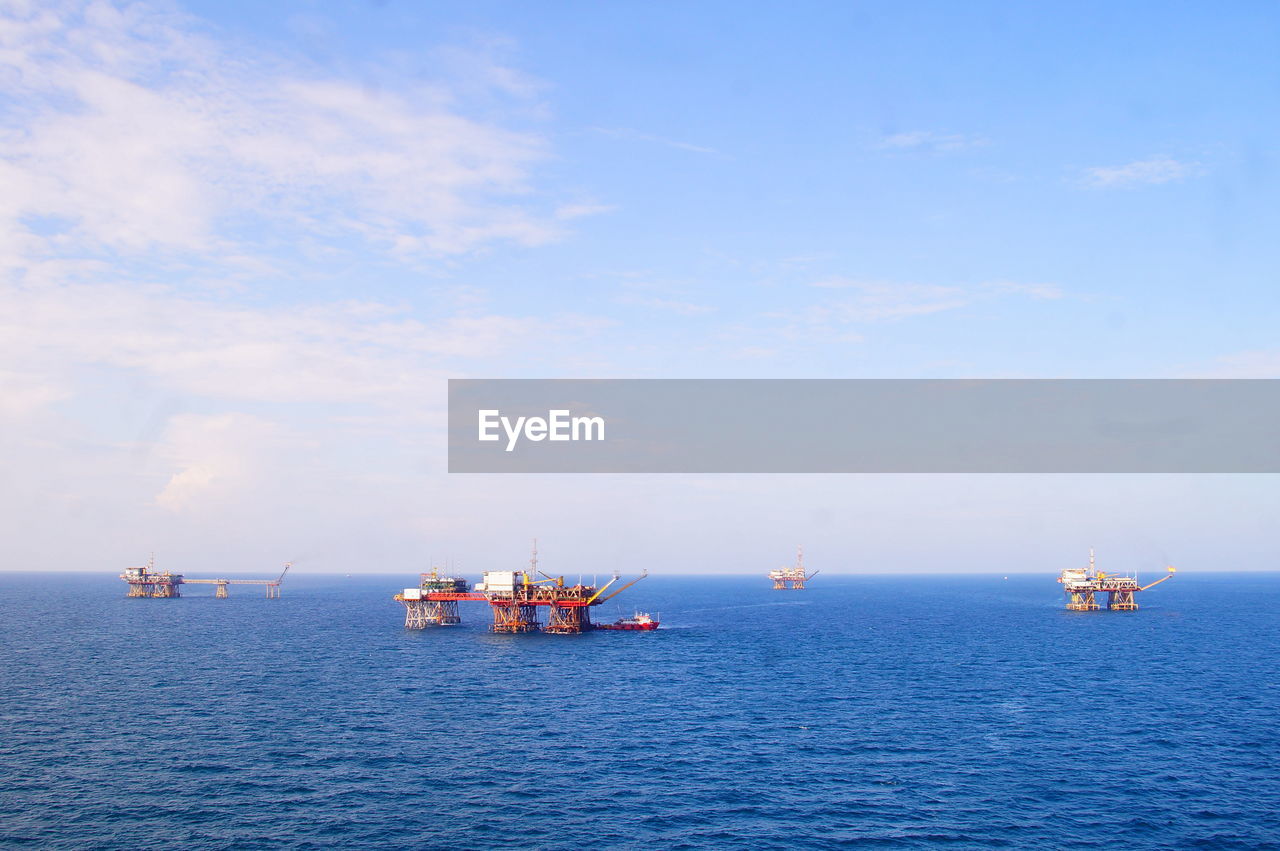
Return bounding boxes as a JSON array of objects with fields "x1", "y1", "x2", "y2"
[
  {"x1": 155, "y1": 463, "x2": 216, "y2": 512},
  {"x1": 1189, "y1": 349, "x2": 1280, "y2": 378},
  {"x1": 617, "y1": 295, "x2": 715, "y2": 316},
  {"x1": 0, "y1": 4, "x2": 619, "y2": 425},
  {"x1": 0, "y1": 368, "x2": 70, "y2": 418},
  {"x1": 0, "y1": 0, "x2": 565, "y2": 272},
  {"x1": 555, "y1": 202, "x2": 616, "y2": 220},
  {"x1": 981, "y1": 280, "x2": 1063, "y2": 300},
  {"x1": 877, "y1": 131, "x2": 986, "y2": 152},
  {"x1": 0, "y1": 277, "x2": 620, "y2": 532},
  {"x1": 432, "y1": 39, "x2": 548, "y2": 103},
  {"x1": 806, "y1": 278, "x2": 1060, "y2": 323},
  {"x1": 809, "y1": 279, "x2": 970, "y2": 321},
  {"x1": 590, "y1": 126, "x2": 718, "y2": 155},
  {"x1": 0, "y1": 281, "x2": 613, "y2": 412},
  {"x1": 1081, "y1": 156, "x2": 1199, "y2": 188},
  {"x1": 153, "y1": 413, "x2": 296, "y2": 512}
]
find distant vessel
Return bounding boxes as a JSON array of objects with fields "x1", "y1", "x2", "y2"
[{"x1": 596, "y1": 611, "x2": 659, "y2": 631}]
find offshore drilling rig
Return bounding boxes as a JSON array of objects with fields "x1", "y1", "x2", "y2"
[
  {"x1": 1058, "y1": 549, "x2": 1175, "y2": 611},
  {"x1": 769, "y1": 546, "x2": 819, "y2": 589},
  {"x1": 395, "y1": 543, "x2": 648, "y2": 634},
  {"x1": 120, "y1": 555, "x2": 290, "y2": 599}
]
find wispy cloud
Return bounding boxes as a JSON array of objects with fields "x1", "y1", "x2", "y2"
[
  {"x1": 877, "y1": 131, "x2": 986, "y2": 153},
  {"x1": 590, "y1": 127, "x2": 718, "y2": 155},
  {"x1": 617, "y1": 295, "x2": 715, "y2": 316},
  {"x1": 809, "y1": 279, "x2": 972, "y2": 321},
  {"x1": 743, "y1": 278, "x2": 1059, "y2": 350},
  {"x1": 1081, "y1": 156, "x2": 1200, "y2": 188},
  {"x1": 612, "y1": 277, "x2": 717, "y2": 317},
  {"x1": 555, "y1": 202, "x2": 616, "y2": 220},
  {"x1": 0, "y1": 282, "x2": 611, "y2": 410},
  {"x1": 981, "y1": 280, "x2": 1064, "y2": 300},
  {"x1": 806, "y1": 278, "x2": 1060, "y2": 323},
  {"x1": 0, "y1": 273, "x2": 624, "y2": 537},
  {"x1": 1187, "y1": 349, "x2": 1280, "y2": 378},
  {"x1": 0, "y1": 0, "x2": 567, "y2": 273}
]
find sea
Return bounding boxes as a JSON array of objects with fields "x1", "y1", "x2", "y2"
[{"x1": 1, "y1": 571, "x2": 1277, "y2": 850}]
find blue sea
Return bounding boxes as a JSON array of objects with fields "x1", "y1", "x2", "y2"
[{"x1": 1, "y1": 572, "x2": 1277, "y2": 850}]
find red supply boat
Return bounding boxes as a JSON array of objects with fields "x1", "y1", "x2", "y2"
[{"x1": 595, "y1": 611, "x2": 659, "y2": 631}]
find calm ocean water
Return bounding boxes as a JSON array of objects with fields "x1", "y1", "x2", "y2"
[{"x1": 1, "y1": 571, "x2": 1277, "y2": 850}]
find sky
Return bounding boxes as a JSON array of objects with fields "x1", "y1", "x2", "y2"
[{"x1": 1, "y1": 0, "x2": 1277, "y2": 577}]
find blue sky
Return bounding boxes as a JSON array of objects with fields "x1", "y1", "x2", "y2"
[
  {"x1": 172, "y1": 0, "x2": 1280, "y2": 377},
  {"x1": 1, "y1": 0, "x2": 1277, "y2": 575}
]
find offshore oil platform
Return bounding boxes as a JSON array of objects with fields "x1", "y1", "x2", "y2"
[
  {"x1": 1058, "y1": 549, "x2": 1175, "y2": 611},
  {"x1": 120, "y1": 555, "x2": 290, "y2": 598},
  {"x1": 395, "y1": 543, "x2": 649, "y2": 634},
  {"x1": 769, "y1": 546, "x2": 819, "y2": 589}
]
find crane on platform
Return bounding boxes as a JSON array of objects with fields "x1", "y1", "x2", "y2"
[
  {"x1": 585, "y1": 572, "x2": 621, "y2": 604},
  {"x1": 1139, "y1": 566, "x2": 1177, "y2": 591},
  {"x1": 592, "y1": 569, "x2": 648, "y2": 604}
]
